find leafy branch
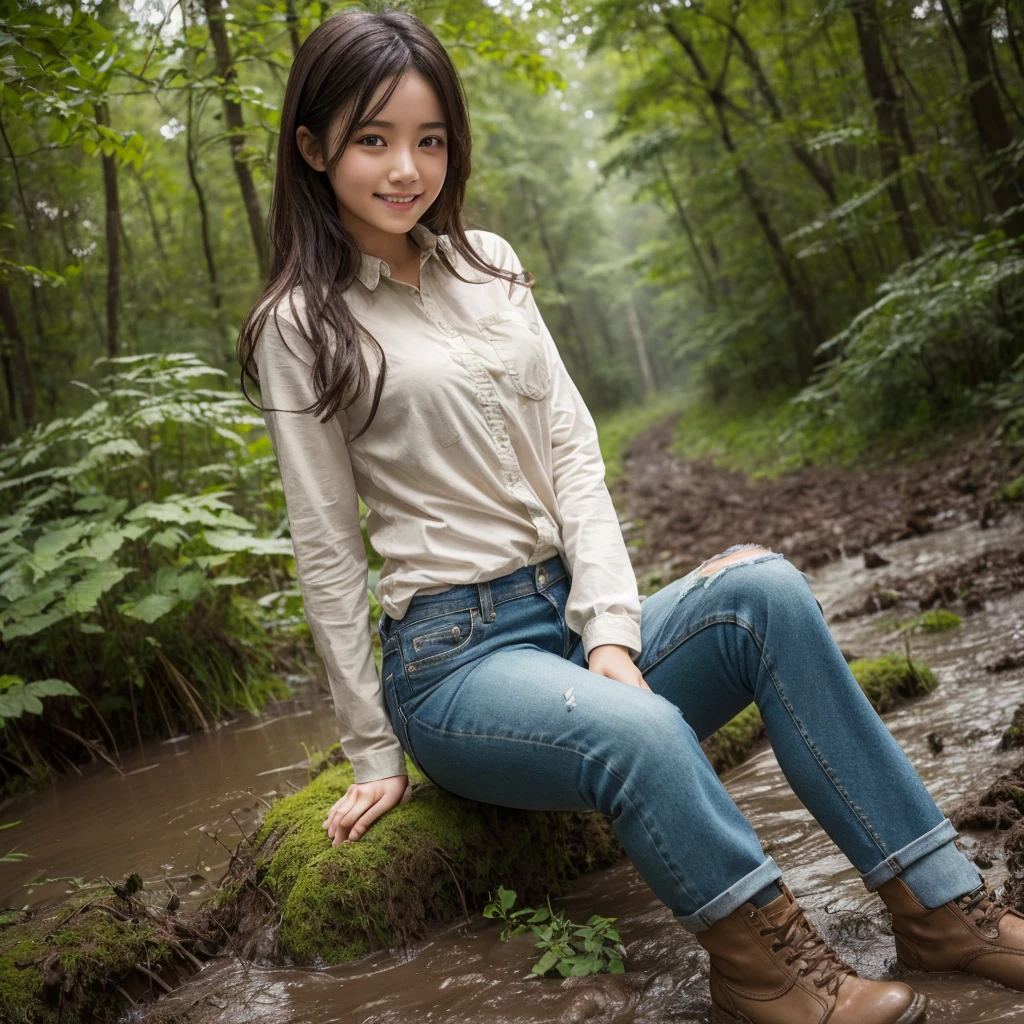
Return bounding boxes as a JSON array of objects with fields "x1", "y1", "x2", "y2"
[{"x1": 482, "y1": 885, "x2": 627, "y2": 977}]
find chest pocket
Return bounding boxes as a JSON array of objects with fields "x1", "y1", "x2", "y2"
[{"x1": 475, "y1": 308, "x2": 552, "y2": 401}]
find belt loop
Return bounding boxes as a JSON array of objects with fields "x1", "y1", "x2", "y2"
[{"x1": 478, "y1": 579, "x2": 495, "y2": 621}]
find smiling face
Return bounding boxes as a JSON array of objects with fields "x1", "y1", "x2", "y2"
[{"x1": 296, "y1": 70, "x2": 448, "y2": 254}]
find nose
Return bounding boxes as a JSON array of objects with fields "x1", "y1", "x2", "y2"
[{"x1": 388, "y1": 145, "x2": 419, "y2": 185}]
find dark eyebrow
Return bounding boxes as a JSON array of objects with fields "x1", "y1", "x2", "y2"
[{"x1": 361, "y1": 119, "x2": 448, "y2": 130}]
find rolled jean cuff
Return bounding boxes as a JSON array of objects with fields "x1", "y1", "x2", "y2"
[
  {"x1": 861, "y1": 817, "x2": 958, "y2": 892},
  {"x1": 677, "y1": 857, "x2": 783, "y2": 932}
]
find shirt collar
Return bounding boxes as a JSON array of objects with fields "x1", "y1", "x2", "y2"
[{"x1": 355, "y1": 222, "x2": 453, "y2": 291}]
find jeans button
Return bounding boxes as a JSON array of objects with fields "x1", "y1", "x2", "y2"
[{"x1": 537, "y1": 569, "x2": 547, "y2": 585}]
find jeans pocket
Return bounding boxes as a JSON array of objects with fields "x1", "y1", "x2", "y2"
[{"x1": 398, "y1": 608, "x2": 477, "y2": 690}]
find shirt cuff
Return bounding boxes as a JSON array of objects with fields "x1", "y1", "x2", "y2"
[
  {"x1": 348, "y1": 745, "x2": 409, "y2": 784},
  {"x1": 582, "y1": 612, "x2": 643, "y2": 662}
]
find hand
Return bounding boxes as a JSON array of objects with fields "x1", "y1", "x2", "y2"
[
  {"x1": 321, "y1": 774, "x2": 412, "y2": 846},
  {"x1": 587, "y1": 644, "x2": 651, "y2": 691}
]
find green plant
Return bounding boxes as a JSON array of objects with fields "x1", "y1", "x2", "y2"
[
  {"x1": 897, "y1": 609, "x2": 963, "y2": 634},
  {"x1": 482, "y1": 885, "x2": 627, "y2": 977}
]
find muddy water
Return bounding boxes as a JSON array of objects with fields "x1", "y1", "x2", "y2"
[{"x1": 3, "y1": 518, "x2": 1024, "y2": 1023}]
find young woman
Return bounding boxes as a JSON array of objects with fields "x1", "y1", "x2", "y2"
[{"x1": 238, "y1": 10, "x2": 1024, "y2": 1022}]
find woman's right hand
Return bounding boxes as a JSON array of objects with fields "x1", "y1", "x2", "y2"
[{"x1": 322, "y1": 774, "x2": 412, "y2": 846}]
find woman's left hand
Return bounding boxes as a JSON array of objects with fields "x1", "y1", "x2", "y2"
[{"x1": 587, "y1": 644, "x2": 651, "y2": 691}]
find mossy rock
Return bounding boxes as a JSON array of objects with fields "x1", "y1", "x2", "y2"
[
  {"x1": 245, "y1": 754, "x2": 624, "y2": 966},
  {"x1": 0, "y1": 875, "x2": 208, "y2": 1024},
  {"x1": 702, "y1": 653, "x2": 938, "y2": 773}
]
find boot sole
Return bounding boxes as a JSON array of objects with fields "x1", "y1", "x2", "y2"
[{"x1": 710, "y1": 990, "x2": 928, "y2": 1024}]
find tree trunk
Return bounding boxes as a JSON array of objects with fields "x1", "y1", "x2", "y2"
[
  {"x1": 942, "y1": 0, "x2": 1024, "y2": 237},
  {"x1": 704, "y1": 11, "x2": 839, "y2": 204},
  {"x1": 626, "y1": 297, "x2": 656, "y2": 398},
  {"x1": 655, "y1": 151, "x2": 718, "y2": 309},
  {"x1": 286, "y1": 0, "x2": 302, "y2": 56},
  {"x1": 525, "y1": 186, "x2": 589, "y2": 379},
  {"x1": 663, "y1": 17, "x2": 824, "y2": 378},
  {"x1": 94, "y1": 99, "x2": 122, "y2": 358},
  {"x1": 849, "y1": 0, "x2": 923, "y2": 260},
  {"x1": 880, "y1": 30, "x2": 949, "y2": 227},
  {"x1": 0, "y1": 282, "x2": 36, "y2": 428},
  {"x1": 202, "y1": 0, "x2": 271, "y2": 280}
]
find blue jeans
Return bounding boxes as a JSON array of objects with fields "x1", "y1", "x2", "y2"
[{"x1": 377, "y1": 545, "x2": 982, "y2": 932}]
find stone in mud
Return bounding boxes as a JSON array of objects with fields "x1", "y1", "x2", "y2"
[{"x1": 863, "y1": 549, "x2": 890, "y2": 569}]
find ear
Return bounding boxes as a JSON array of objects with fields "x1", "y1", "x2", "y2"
[{"x1": 295, "y1": 126, "x2": 326, "y2": 172}]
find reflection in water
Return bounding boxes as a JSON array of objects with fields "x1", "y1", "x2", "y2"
[{"x1": 4, "y1": 520, "x2": 1024, "y2": 1023}]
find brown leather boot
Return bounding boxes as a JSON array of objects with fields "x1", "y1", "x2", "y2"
[
  {"x1": 695, "y1": 882, "x2": 927, "y2": 1023},
  {"x1": 877, "y1": 875, "x2": 1024, "y2": 990}
]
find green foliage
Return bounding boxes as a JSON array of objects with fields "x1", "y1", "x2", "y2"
[
  {"x1": 482, "y1": 885, "x2": 627, "y2": 977},
  {"x1": 0, "y1": 353, "x2": 295, "y2": 793},
  {"x1": 897, "y1": 609, "x2": 963, "y2": 634},
  {"x1": 0, "y1": 353, "x2": 283, "y2": 643},
  {"x1": 790, "y1": 233, "x2": 1024, "y2": 444},
  {"x1": 0, "y1": 675, "x2": 80, "y2": 725}
]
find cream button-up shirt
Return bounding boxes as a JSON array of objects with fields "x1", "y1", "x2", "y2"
[{"x1": 255, "y1": 224, "x2": 643, "y2": 783}]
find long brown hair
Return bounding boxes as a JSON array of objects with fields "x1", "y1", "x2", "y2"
[{"x1": 237, "y1": 8, "x2": 531, "y2": 440}]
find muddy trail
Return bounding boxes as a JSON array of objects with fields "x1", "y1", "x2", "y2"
[
  {"x1": 3, "y1": 414, "x2": 1024, "y2": 1024},
  {"x1": 612, "y1": 415, "x2": 1024, "y2": 581}
]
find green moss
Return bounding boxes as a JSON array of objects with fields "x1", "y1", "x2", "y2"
[
  {"x1": 848, "y1": 653, "x2": 938, "y2": 712},
  {"x1": 898, "y1": 609, "x2": 963, "y2": 634},
  {"x1": 995, "y1": 475, "x2": 1024, "y2": 503},
  {"x1": 245, "y1": 754, "x2": 624, "y2": 966},
  {"x1": 0, "y1": 940, "x2": 44, "y2": 1024},
  {"x1": 0, "y1": 882, "x2": 186, "y2": 1024}
]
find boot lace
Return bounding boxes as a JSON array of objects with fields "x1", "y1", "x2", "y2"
[
  {"x1": 955, "y1": 884, "x2": 1010, "y2": 934},
  {"x1": 759, "y1": 902, "x2": 857, "y2": 998}
]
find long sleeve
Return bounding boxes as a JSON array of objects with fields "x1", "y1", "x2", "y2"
[
  {"x1": 255, "y1": 306, "x2": 407, "y2": 783},
  {"x1": 489, "y1": 236, "x2": 644, "y2": 662}
]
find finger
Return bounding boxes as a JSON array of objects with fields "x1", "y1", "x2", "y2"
[
  {"x1": 327, "y1": 790, "x2": 364, "y2": 839},
  {"x1": 323, "y1": 789, "x2": 357, "y2": 827},
  {"x1": 345, "y1": 803, "x2": 385, "y2": 843},
  {"x1": 332, "y1": 794, "x2": 376, "y2": 844},
  {"x1": 325, "y1": 792, "x2": 360, "y2": 839}
]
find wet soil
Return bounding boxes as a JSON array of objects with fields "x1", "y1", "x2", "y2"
[{"x1": 612, "y1": 415, "x2": 1024, "y2": 578}]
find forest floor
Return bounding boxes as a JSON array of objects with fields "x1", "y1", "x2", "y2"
[{"x1": 612, "y1": 411, "x2": 1024, "y2": 611}]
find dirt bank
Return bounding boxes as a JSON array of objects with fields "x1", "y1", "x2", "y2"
[{"x1": 613, "y1": 414, "x2": 1024, "y2": 581}]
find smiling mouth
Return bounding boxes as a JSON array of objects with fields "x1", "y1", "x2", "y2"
[{"x1": 374, "y1": 193, "x2": 420, "y2": 205}]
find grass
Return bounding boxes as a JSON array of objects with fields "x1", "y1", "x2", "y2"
[
  {"x1": 593, "y1": 386, "x2": 689, "y2": 487},
  {"x1": 666, "y1": 390, "x2": 1004, "y2": 482}
]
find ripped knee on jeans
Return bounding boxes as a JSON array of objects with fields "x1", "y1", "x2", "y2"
[{"x1": 697, "y1": 543, "x2": 775, "y2": 576}]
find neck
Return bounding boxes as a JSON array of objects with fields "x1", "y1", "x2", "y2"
[{"x1": 340, "y1": 211, "x2": 422, "y2": 268}]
